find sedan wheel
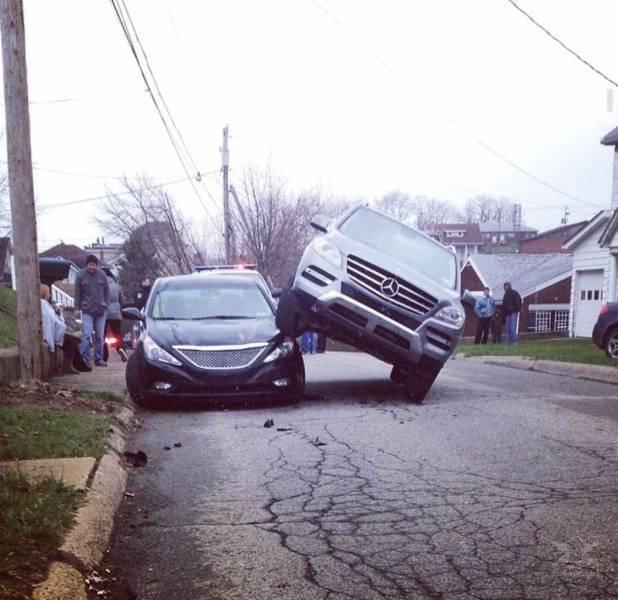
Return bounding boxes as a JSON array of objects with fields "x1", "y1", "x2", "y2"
[{"x1": 606, "y1": 327, "x2": 618, "y2": 359}]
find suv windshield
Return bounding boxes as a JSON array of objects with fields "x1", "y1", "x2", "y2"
[
  {"x1": 150, "y1": 281, "x2": 274, "y2": 320},
  {"x1": 339, "y1": 208, "x2": 458, "y2": 289}
]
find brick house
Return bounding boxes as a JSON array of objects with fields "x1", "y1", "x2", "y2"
[
  {"x1": 519, "y1": 221, "x2": 586, "y2": 254},
  {"x1": 562, "y1": 126, "x2": 618, "y2": 337},
  {"x1": 425, "y1": 223, "x2": 483, "y2": 262},
  {"x1": 479, "y1": 221, "x2": 537, "y2": 253},
  {"x1": 461, "y1": 253, "x2": 572, "y2": 339}
]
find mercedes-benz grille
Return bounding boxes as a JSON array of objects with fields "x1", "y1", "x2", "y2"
[
  {"x1": 173, "y1": 343, "x2": 268, "y2": 370},
  {"x1": 347, "y1": 255, "x2": 437, "y2": 315}
]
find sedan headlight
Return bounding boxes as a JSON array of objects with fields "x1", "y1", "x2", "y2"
[
  {"x1": 312, "y1": 237, "x2": 342, "y2": 268},
  {"x1": 435, "y1": 306, "x2": 465, "y2": 328},
  {"x1": 143, "y1": 335, "x2": 182, "y2": 366},
  {"x1": 264, "y1": 338, "x2": 295, "y2": 363}
]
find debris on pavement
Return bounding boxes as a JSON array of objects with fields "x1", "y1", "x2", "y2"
[
  {"x1": 164, "y1": 445, "x2": 171, "y2": 450},
  {"x1": 312, "y1": 436, "x2": 327, "y2": 447},
  {"x1": 277, "y1": 427, "x2": 292, "y2": 432},
  {"x1": 123, "y1": 450, "x2": 148, "y2": 467},
  {"x1": 173, "y1": 442, "x2": 182, "y2": 448},
  {"x1": 264, "y1": 418, "x2": 274, "y2": 428}
]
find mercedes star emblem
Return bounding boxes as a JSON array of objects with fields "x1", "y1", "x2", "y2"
[{"x1": 380, "y1": 277, "x2": 399, "y2": 298}]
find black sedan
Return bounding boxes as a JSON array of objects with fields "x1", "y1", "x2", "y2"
[
  {"x1": 592, "y1": 302, "x2": 618, "y2": 359},
  {"x1": 123, "y1": 273, "x2": 305, "y2": 407}
]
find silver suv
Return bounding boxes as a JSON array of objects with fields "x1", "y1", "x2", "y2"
[{"x1": 276, "y1": 206, "x2": 469, "y2": 401}]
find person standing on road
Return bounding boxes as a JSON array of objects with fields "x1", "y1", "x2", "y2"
[
  {"x1": 474, "y1": 287, "x2": 496, "y2": 345},
  {"x1": 103, "y1": 267, "x2": 128, "y2": 363},
  {"x1": 75, "y1": 255, "x2": 109, "y2": 367},
  {"x1": 135, "y1": 276, "x2": 151, "y2": 310},
  {"x1": 502, "y1": 281, "x2": 522, "y2": 344}
]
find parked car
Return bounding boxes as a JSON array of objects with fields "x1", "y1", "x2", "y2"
[
  {"x1": 592, "y1": 302, "x2": 618, "y2": 359},
  {"x1": 276, "y1": 206, "x2": 473, "y2": 402},
  {"x1": 123, "y1": 273, "x2": 305, "y2": 407}
]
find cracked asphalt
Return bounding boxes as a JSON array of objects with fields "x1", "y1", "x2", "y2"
[{"x1": 95, "y1": 353, "x2": 618, "y2": 600}]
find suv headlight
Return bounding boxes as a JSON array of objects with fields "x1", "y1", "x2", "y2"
[
  {"x1": 264, "y1": 338, "x2": 295, "y2": 363},
  {"x1": 435, "y1": 306, "x2": 465, "y2": 328},
  {"x1": 312, "y1": 238, "x2": 342, "y2": 268},
  {"x1": 143, "y1": 335, "x2": 181, "y2": 366}
]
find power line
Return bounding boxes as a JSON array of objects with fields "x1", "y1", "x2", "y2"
[
  {"x1": 109, "y1": 0, "x2": 221, "y2": 229},
  {"x1": 505, "y1": 0, "x2": 618, "y2": 88},
  {"x1": 0, "y1": 89, "x2": 148, "y2": 105},
  {"x1": 38, "y1": 176, "x2": 190, "y2": 210},
  {"x1": 312, "y1": 1, "x2": 605, "y2": 211}
]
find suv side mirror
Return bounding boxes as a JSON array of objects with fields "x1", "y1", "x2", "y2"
[
  {"x1": 461, "y1": 290, "x2": 477, "y2": 308},
  {"x1": 310, "y1": 214, "x2": 330, "y2": 233},
  {"x1": 123, "y1": 307, "x2": 145, "y2": 321}
]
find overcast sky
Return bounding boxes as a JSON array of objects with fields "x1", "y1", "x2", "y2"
[{"x1": 2, "y1": 0, "x2": 617, "y2": 251}]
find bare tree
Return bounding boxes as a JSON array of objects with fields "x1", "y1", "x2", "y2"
[
  {"x1": 415, "y1": 196, "x2": 463, "y2": 230},
  {"x1": 373, "y1": 189, "x2": 415, "y2": 224},
  {"x1": 231, "y1": 165, "x2": 326, "y2": 286},
  {"x1": 97, "y1": 176, "x2": 209, "y2": 283},
  {"x1": 465, "y1": 195, "x2": 516, "y2": 224}
]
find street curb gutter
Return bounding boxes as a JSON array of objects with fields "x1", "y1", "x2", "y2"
[
  {"x1": 32, "y1": 405, "x2": 135, "y2": 600},
  {"x1": 477, "y1": 356, "x2": 618, "y2": 385}
]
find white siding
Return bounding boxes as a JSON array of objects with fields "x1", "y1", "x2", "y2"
[
  {"x1": 569, "y1": 227, "x2": 612, "y2": 335},
  {"x1": 612, "y1": 147, "x2": 618, "y2": 210}
]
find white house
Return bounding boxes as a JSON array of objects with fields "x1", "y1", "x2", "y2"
[{"x1": 563, "y1": 126, "x2": 618, "y2": 337}]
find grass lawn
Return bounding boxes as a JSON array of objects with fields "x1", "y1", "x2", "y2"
[
  {"x1": 458, "y1": 338, "x2": 617, "y2": 367},
  {"x1": 0, "y1": 406, "x2": 109, "y2": 461},
  {"x1": 0, "y1": 286, "x2": 17, "y2": 348},
  {"x1": 0, "y1": 471, "x2": 80, "y2": 600}
]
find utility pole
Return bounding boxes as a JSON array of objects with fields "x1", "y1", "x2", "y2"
[
  {"x1": 221, "y1": 125, "x2": 233, "y2": 263},
  {"x1": 560, "y1": 206, "x2": 570, "y2": 225},
  {"x1": 1, "y1": 0, "x2": 43, "y2": 381}
]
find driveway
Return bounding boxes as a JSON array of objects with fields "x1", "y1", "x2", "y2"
[{"x1": 93, "y1": 352, "x2": 618, "y2": 599}]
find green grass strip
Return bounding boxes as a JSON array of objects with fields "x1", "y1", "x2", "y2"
[{"x1": 0, "y1": 407, "x2": 109, "y2": 460}]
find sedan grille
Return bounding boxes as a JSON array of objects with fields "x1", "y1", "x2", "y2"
[
  {"x1": 173, "y1": 343, "x2": 267, "y2": 370},
  {"x1": 347, "y1": 255, "x2": 438, "y2": 316}
]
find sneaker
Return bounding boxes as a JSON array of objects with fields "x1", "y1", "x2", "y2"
[
  {"x1": 95, "y1": 362, "x2": 108, "y2": 367},
  {"x1": 117, "y1": 348, "x2": 128, "y2": 363}
]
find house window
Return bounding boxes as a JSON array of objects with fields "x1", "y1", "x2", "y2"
[
  {"x1": 535, "y1": 310, "x2": 551, "y2": 333},
  {"x1": 555, "y1": 310, "x2": 569, "y2": 331},
  {"x1": 492, "y1": 235, "x2": 497, "y2": 243},
  {"x1": 446, "y1": 231, "x2": 464, "y2": 238},
  {"x1": 594, "y1": 290, "x2": 600, "y2": 300}
]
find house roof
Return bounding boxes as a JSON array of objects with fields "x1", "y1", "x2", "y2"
[
  {"x1": 463, "y1": 253, "x2": 572, "y2": 300},
  {"x1": 39, "y1": 243, "x2": 89, "y2": 268},
  {"x1": 478, "y1": 221, "x2": 537, "y2": 234},
  {"x1": 523, "y1": 221, "x2": 587, "y2": 242},
  {"x1": 0, "y1": 237, "x2": 11, "y2": 272},
  {"x1": 426, "y1": 223, "x2": 483, "y2": 245},
  {"x1": 598, "y1": 207, "x2": 618, "y2": 247},
  {"x1": 562, "y1": 210, "x2": 610, "y2": 249},
  {"x1": 601, "y1": 126, "x2": 618, "y2": 146}
]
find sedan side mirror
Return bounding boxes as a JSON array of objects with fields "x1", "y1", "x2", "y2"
[
  {"x1": 122, "y1": 307, "x2": 145, "y2": 321},
  {"x1": 310, "y1": 214, "x2": 330, "y2": 233},
  {"x1": 461, "y1": 290, "x2": 477, "y2": 309}
]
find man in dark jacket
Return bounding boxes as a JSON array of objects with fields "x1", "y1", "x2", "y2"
[
  {"x1": 502, "y1": 281, "x2": 522, "y2": 344},
  {"x1": 75, "y1": 254, "x2": 109, "y2": 367},
  {"x1": 135, "y1": 277, "x2": 151, "y2": 310}
]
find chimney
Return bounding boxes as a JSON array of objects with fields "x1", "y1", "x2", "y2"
[{"x1": 600, "y1": 127, "x2": 618, "y2": 210}]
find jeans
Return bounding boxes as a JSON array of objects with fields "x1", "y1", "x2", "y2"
[
  {"x1": 505, "y1": 312, "x2": 518, "y2": 344},
  {"x1": 474, "y1": 317, "x2": 491, "y2": 344},
  {"x1": 301, "y1": 331, "x2": 317, "y2": 354},
  {"x1": 80, "y1": 312, "x2": 106, "y2": 364}
]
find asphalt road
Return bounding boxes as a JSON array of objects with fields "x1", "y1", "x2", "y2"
[{"x1": 94, "y1": 353, "x2": 618, "y2": 600}]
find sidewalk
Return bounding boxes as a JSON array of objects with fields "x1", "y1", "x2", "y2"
[
  {"x1": 1, "y1": 354, "x2": 135, "y2": 600},
  {"x1": 467, "y1": 355, "x2": 618, "y2": 385}
]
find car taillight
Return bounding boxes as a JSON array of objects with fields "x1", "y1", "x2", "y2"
[
  {"x1": 599, "y1": 304, "x2": 609, "y2": 317},
  {"x1": 105, "y1": 336, "x2": 119, "y2": 348}
]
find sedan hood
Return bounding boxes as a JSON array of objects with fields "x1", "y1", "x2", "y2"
[{"x1": 146, "y1": 317, "x2": 280, "y2": 349}]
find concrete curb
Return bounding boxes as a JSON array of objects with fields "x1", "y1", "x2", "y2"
[
  {"x1": 474, "y1": 356, "x2": 618, "y2": 385},
  {"x1": 33, "y1": 402, "x2": 136, "y2": 600}
]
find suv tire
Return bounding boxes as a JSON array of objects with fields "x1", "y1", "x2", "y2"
[
  {"x1": 275, "y1": 289, "x2": 307, "y2": 338},
  {"x1": 403, "y1": 359, "x2": 442, "y2": 403}
]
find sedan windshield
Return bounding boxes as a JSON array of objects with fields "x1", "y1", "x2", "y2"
[
  {"x1": 150, "y1": 281, "x2": 274, "y2": 320},
  {"x1": 339, "y1": 208, "x2": 458, "y2": 289}
]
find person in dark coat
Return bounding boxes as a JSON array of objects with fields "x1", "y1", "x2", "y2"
[
  {"x1": 74, "y1": 254, "x2": 109, "y2": 367},
  {"x1": 502, "y1": 281, "x2": 522, "y2": 344},
  {"x1": 490, "y1": 308, "x2": 503, "y2": 344},
  {"x1": 103, "y1": 267, "x2": 127, "y2": 362},
  {"x1": 135, "y1": 277, "x2": 151, "y2": 310}
]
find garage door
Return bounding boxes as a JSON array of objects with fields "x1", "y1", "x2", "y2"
[{"x1": 574, "y1": 270, "x2": 604, "y2": 337}]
